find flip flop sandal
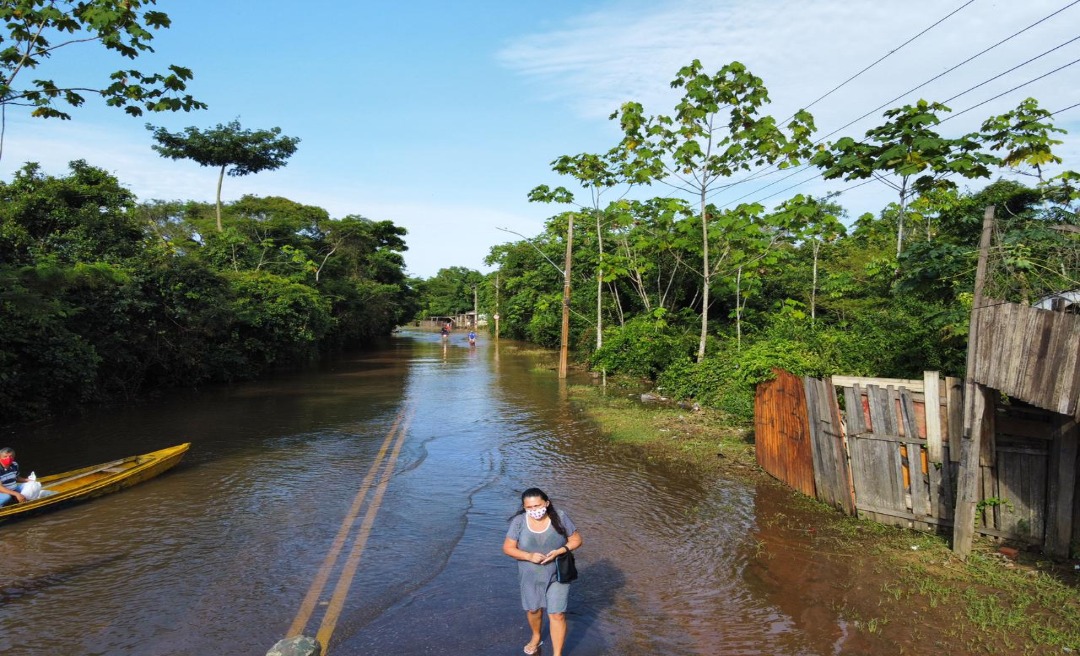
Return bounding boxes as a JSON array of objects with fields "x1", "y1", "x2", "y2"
[{"x1": 523, "y1": 639, "x2": 543, "y2": 654}]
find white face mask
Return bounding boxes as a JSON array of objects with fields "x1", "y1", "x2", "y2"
[{"x1": 525, "y1": 506, "x2": 548, "y2": 520}]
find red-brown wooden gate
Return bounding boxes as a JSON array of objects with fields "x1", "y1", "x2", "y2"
[{"x1": 754, "y1": 369, "x2": 815, "y2": 498}]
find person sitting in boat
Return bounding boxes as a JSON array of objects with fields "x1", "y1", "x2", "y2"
[
  {"x1": 468, "y1": 330, "x2": 477, "y2": 345},
  {"x1": 0, "y1": 447, "x2": 29, "y2": 505}
]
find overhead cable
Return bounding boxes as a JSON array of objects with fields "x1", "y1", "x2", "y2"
[
  {"x1": 942, "y1": 35, "x2": 1080, "y2": 105},
  {"x1": 814, "y1": 0, "x2": 1080, "y2": 145},
  {"x1": 791, "y1": 0, "x2": 976, "y2": 118}
]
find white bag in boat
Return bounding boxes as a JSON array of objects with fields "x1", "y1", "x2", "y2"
[{"x1": 20, "y1": 472, "x2": 42, "y2": 501}]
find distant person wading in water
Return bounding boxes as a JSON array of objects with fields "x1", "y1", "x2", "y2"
[{"x1": 503, "y1": 487, "x2": 582, "y2": 656}]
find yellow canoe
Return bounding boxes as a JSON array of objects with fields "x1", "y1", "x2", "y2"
[{"x1": 0, "y1": 443, "x2": 190, "y2": 523}]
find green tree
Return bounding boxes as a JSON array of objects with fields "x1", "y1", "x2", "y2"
[
  {"x1": 811, "y1": 100, "x2": 995, "y2": 259},
  {"x1": 0, "y1": 0, "x2": 204, "y2": 128},
  {"x1": 0, "y1": 160, "x2": 142, "y2": 264},
  {"x1": 146, "y1": 119, "x2": 300, "y2": 231},
  {"x1": 418, "y1": 266, "x2": 483, "y2": 317},
  {"x1": 615, "y1": 59, "x2": 816, "y2": 361}
]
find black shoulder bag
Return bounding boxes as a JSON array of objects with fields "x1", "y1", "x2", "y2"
[{"x1": 555, "y1": 548, "x2": 578, "y2": 583}]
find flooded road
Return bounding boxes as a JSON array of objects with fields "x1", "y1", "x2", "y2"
[{"x1": 1, "y1": 330, "x2": 876, "y2": 655}]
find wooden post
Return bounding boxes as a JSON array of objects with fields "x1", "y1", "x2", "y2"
[
  {"x1": 953, "y1": 205, "x2": 995, "y2": 559},
  {"x1": 924, "y1": 372, "x2": 942, "y2": 463},
  {"x1": 946, "y1": 376, "x2": 963, "y2": 463},
  {"x1": 558, "y1": 213, "x2": 574, "y2": 379},
  {"x1": 1046, "y1": 416, "x2": 1078, "y2": 558}
]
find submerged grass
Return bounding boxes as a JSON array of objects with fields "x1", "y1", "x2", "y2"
[{"x1": 566, "y1": 379, "x2": 1080, "y2": 654}]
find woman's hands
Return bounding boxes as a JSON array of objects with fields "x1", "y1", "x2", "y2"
[{"x1": 539, "y1": 548, "x2": 565, "y2": 565}]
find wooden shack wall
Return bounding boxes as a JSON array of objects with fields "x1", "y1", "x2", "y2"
[
  {"x1": 972, "y1": 302, "x2": 1080, "y2": 420},
  {"x1": 756, "y1": 371, "x2": 1079, "y2": 557}
]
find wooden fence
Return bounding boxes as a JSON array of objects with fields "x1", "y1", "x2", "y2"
[{"x1": 755, "y1": 371, "x2": 1080, "y2": 557}]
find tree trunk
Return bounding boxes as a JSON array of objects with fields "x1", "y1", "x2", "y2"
[
  {"x1": 811, "y1": 239, "x2": 819, "y2": 321},
  {"x1": 697, "y1": 191, "x2": 709, "y2": 363},
  {"x1": 215, "y1": 164, "x2": 226, "y2": 232},
  {"x1": 595, "y1": 210, "x2": 603, "y2": 351},
  {"x1": 735, "y1": 266, "x2": 743, "y2": 350}
]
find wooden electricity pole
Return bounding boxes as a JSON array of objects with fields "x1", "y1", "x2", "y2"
[
  {"x1": 952, "y1": 205, "x2": 996, "y2": 559},
  {"x1": 558, "y1": 214, "x2": 574, "y2": 379}
]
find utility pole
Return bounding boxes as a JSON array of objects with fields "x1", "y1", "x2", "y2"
[
  {"x1": 494, "y1": 271, "x2": 501, "y2": 340},
  {"x1": 952, "y1": 205, "x2": 995, "y2": 559},
  {"x1": 559, "y1": 214, "x2": 574, "y2": 379},
  {"x1": 473, "y1": 284, "x2": 478, "y2": 329}
]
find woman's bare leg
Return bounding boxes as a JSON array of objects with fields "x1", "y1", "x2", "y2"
[
  {"x1": 526, "y1": 609, "x2": 543, "y2": 651},
  {"x1": 549, "y1": 611, "x2": 566, "y2": 655}
]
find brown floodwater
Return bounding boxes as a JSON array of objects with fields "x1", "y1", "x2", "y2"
[{"x1": 0, "y1": 330, "x2": 903, "y2": 655}]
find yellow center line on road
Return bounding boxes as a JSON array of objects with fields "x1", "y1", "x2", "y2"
[
  {"x1": 315, "y1": 410, "x2": 412, "y2": 652},
  {"x1": 286, "y1": 409, "x2": 407, "y2": 638}
]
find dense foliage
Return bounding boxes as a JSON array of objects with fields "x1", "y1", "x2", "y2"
[
  {"x1": 413, "y1": 62, "x2": 1078, "y2": 423},
  {"x1": 0, "y1": 161, "x2": 417, "y2": 423}
]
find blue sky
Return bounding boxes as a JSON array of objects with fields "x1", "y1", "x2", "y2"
[{"x1": 2, "y1": 0, "x2": 1078, "y2": 278}]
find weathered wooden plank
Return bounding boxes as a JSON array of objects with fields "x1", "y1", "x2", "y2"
[
  {"x1": 843, "y1": 385, "x2": 863, "y2": 435},
  {"x1": 927, "y1": 457, "x2": 943, "y2": 521},
  {"x1": 848, "y1": 436, "x2": 876, "y2": 511},
  {"x1": 925, "y1": 373, "x2": 943, "y2": 463},
  {"x1": 938, "y1": 449, "x2": 955, "y2": 521},
  {"x1": 1064, "y1": 318, "x2": 1080, "y2": 417},
  {"x1": 883, "y1": 387, "x2": 900, "y2": 437},
  {"x1": 867, "y1": 385, "x2": 886, "y2": 437},
  {"x1": 946, "y1": 377, "x2": 963, "y2": 463},
  {"x1": 1047, "y1": 310, "x2": 1080, "y2": 415},
  {"x1": 832, "y1": 375, "x2": 924, "y2": 392},
  {"x1": 980, "y1": 388, "x2": 997, "y2": 468},
  {"x1": 981, "y1": 463, "x2": 998, "y2": 531},
  {"x1": 902, "y1": 390, "x2": 930, "y2": 520},
  {"x1": 826, "y1": 377, "x2": 856, "y2": 516},
  {"x1": 954, "y1": 382, "x2": 992, "y2": 559},
  {"x1": 997, "y1": 415, "x2": 1054, "y2": 440},
  {"x1": 996, "y1": 446, "x2": 1051, "y2": 456},
  {"x1": 984, "y1": 303, "x2": 1004, "y2": 391},
  {"x1": 975, "y1": 524, "x2": 1041, "y2": 543},
  {"x1": 804, "y1": 376, "x2": 830, "y2": 503},
  {"x1": 846, "y1": 432, "x2": 930, "y2": 446},
  {"x1": 1021, "y1": 309, "x2": 1051, "y2": 404},
  {"x1": 1027, "y1": 451, "x2": 1047, "y2": 543},
  {"x1": 855, "y1": 502, "x2": 954, "y2": 527},
  {"x1": 1036, "y1": 310, "x2": 1067, "y2": 412}
]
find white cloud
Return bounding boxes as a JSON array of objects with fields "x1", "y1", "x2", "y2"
[{"x1": 498, "y1": 0, "x2": 1080, "y2": 217}]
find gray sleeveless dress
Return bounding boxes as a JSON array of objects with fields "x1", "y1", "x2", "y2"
[{"x1": 507, "y1": 509, "x2": 577, "y2": 612}]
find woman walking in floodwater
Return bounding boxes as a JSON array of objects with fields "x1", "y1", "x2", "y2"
[{"x1": 503, "y1": 487, "x2": 582, "y2": 655}]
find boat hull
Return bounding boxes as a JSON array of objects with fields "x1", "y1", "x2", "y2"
[{"x1": 0, "y1": 443, "x2": 190, "y2": 523}]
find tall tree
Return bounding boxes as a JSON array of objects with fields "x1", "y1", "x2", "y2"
[
  {"x1": 615, "y1": 60, "x2": 816, "y2": 361},
  {"x1": 811, "y1": 100, "x2": 995, "y2": 259},
  {"x1": 0, "y1": 0, "x2": 204, "y2": 133},
  {"x1": 146, "y1": 119, "x2": 300, "y2": 231}
]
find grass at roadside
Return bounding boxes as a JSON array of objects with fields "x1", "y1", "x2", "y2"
[{"x1": 567, "y1": 381, "x2": 1080, "y2": 655}]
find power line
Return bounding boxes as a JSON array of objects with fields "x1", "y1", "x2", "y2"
[
  {"x1": 941, "y1": 58, "x2": 1080, "y2": 123},
  {"x1": 792, "y1": 0, "x2": 977, "y2": 118},
  {"x1": 814, "y1": 0, "x2": 1080, "y2": 145},
  {"x1": 703, "y1": 2, "x2": 1079, "y2": 207},
  {"x1": 707, "y1": 1, "x2": 982, "y2": 203},
  {"x1": 713, "y1": 7, "x2": 1080, "y2": 210},
  {"x1": 942, "y1": 35, "x2": 1080, "y2": 105}
]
